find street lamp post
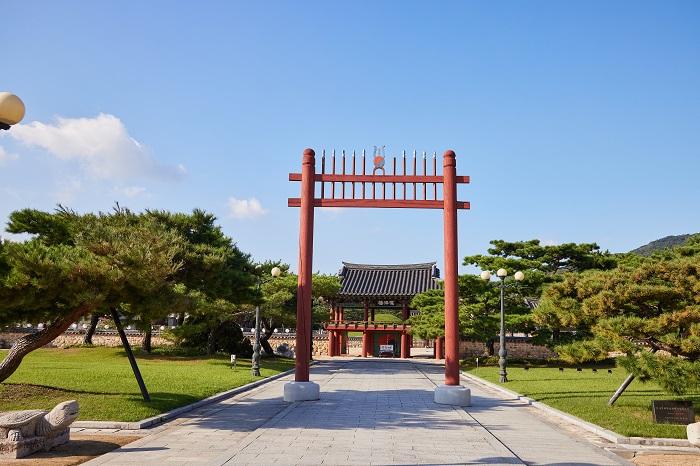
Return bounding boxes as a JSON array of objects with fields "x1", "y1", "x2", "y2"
[
  {"x1": 480, "y1": 269, "x2": 525, "y2": 383},
  {"x1": 0, "y1": 92, "x2": 25, "y2": 131},
  {"x1": 252, "y1": 265, "x2": 282, "y2": 377}
]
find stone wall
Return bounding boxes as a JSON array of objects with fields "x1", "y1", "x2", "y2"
[
  {"x1": 268, "y1": 335, "x2": 556, "y2": 359},
  {"x1": 266, "y1": 335, "x2": 329, "y2": 357},
  {"x1": 0, "y1": 332, "x2": 26, "y2": 349},
  {"x1": 459, "y1": 338, "x2": 556, "y2": 359},
  {"x1": 1, "y1": 330, "x2": 555, "y2": 359},
  {"x1": 54, "y1": 332, "x2": 173, "y2": 348},
  {"x1": 0, "y1": 330, "x2": 172, "y2": 349}
]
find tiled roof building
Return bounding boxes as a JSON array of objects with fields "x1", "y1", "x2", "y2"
[
  {"x1": 338, "y1": 262, "x2": 440, "y2": 299},
  {"x1": 327, "y1": 261, "x2": 440, "y2": 359}
]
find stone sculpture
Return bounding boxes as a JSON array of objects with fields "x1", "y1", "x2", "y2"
[
  {"x1": 0, "y1": 400, "x2": 79, "y2": 459},
  {"x1": 688, "y1": 421, "x2": 700, "y2": 447}
]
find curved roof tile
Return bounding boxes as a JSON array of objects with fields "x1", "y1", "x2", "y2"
[{"x1": 338, "y1": 262, "x2": 440, "y2": 298}]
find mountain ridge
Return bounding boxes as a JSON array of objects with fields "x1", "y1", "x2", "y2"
[{"x1": 630, "y1": 233, "x2": 698, "y2": 256}]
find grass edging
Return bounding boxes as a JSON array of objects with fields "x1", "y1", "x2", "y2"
[
  {"x1": 460, "y1": 370, "x2": 696, "y2": 449},
  {"x1": 72, "y1": 362, "x2": 311, "y2": 430}
]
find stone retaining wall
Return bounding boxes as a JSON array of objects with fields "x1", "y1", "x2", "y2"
[
  {"x1": 266, "y1": 335, "x2": 329, "y2": 357},
  {"x1": 459, "y1": 338, "x2": 556, "y2": 359},
  {"x1": 1, "y1": 331, "x2": 554, "y2": 359},
  {"x1": 0, "y1": 331, "x2": 172, "y2": 349}
]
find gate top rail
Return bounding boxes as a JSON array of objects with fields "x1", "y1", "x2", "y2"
[{"x1": 288, "y1": 148, "x2": 469, "y2": 210}]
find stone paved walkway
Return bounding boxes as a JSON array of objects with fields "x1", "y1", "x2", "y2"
[{"x1": 85, "y1": 359, "x2": 628, "y2": 465}]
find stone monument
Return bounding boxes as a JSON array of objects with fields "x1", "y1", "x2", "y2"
[{"x1": 0, "y1": 400, "x2": 79, "y2": 459}]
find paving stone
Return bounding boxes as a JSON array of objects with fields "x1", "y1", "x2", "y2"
[{"x1": 84, "y1": 359, "x2": 627, "y2": 466}]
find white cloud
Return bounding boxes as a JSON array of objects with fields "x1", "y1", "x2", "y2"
[
  {"x1": 8, "y1": 113, "x2": 185, "y2": 181},
  {"x1": 119, "y1": 186, "x2": 148, "y2": 198},
  {"x1": 54, "y1": 178, "x2": 82, "y2": 204},
  {"x1": 0, "y1": 146, "x2": 18, "y2": 165},
  {"x1": 227, "y1": 197, "x2": 267, "y2": 219}
]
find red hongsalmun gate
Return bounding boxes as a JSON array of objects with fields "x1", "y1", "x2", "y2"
[{"x1": 285, "y1": 147, "x2": 472, "y2": 406}]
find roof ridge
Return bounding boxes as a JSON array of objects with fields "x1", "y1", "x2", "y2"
[{"x1": 341, "y1": 262, "x2": 436, "y2": 270}]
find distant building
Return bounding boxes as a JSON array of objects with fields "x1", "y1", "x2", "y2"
[{"x1": 326, "y1": 262, "x2": 440, "y2": 358}]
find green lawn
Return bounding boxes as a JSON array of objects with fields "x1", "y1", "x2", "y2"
[
  {"x1": 464, "y1": 364, "x2": 700, "y2": 439},
  {"x1": 0, "y1": 347, "x2": 294, "y2": 421}
]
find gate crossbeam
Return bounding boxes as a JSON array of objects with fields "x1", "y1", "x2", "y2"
[
  {"x1": 289, "y1": 149, "x2": 470, "y2": 209},
  {"x1": 288, "y1": 199, "x2": 469, "y2": 209}
]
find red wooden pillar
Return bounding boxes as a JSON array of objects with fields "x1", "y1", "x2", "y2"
[
  {"x1": 401, "y1": 302, "x2": 411, "y2": 358},
  {"x1": 295, "y1": 148, "x2": 315, "y2": 381},
  {"x1": 327, "y1": 305, "x2": 334, "y2": 357},
  {"x1": 442, "y1": 149, "x2": 459, "y2": 385},
  {"x1": 339, "y1": 308, "x2": 347, "y2": 354},
  {"x1": 328, "y1": 331, "x2": 336, "y2": 357},
  {"x1": 363, "y1": 300, "x2": 369, "y2": 322},
  {"x1": 435, "y1": 337, "x2": 444, "y2": 359},
  {"x1": 400, "y1": 333, "x2": 409, "y2": 359},
  {"x1": 362, "y1": 331, "x2": 370, "y2": 357}
]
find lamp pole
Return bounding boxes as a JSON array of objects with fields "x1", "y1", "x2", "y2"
[
  {"x1": 252, "y1": 266, "x2": 282, "y2": 377},
  {"x1": 0, "y1": 92, "x2": 25, "y2": 131},
  {"x1": 498, "y1": 272, "x2": 508, "y2": 383},
  {"x1": 480, "y1": 269, "x2": 525, "y2": 383}
]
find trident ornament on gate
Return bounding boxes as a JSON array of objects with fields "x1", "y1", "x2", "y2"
[{"x1": 372, "y1": 145, "x2": 386, "y2": 174}]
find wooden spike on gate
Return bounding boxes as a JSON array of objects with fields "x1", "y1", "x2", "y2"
[
  {"x1": 362, "y1": 149, "x2": 366, "y2": 199},
  {"x1": 422, "y1": 151, "x2": 427, "y2": 200},
  {"x1": 331, "y1": 149, "x2": 336, "y2": 199},
  {"x1": 402, "y1": 150, "x2": 407, "y2": 199},
  {"x1": 413, "y1": 150, "x2": 417, "y2": 200},
  {"x1": 352, "y1": 150, "x2": 356, "y2": 198},
  {"x1": 341, "y1": 150, "x2": 346, "y2": 199},
  {"x1": 392, "y1": 156, "x2": 397, "y2": 199},
  {"x1": 382, "y1": 153, "x2": 386, "y2": 199},
  {"x1": 433, "y1": 152, "x2": 438, "y2": 200},
  {"x1": 320, "y1": 150, "x2": 326, "y2": 199},
  {"x1": 371, "y1": 148, "x2": 376, "y2": 200}
]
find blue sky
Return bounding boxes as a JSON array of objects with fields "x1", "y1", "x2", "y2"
[{"x1": 1, "y1": 1, "x2": 699, "y2": 274}]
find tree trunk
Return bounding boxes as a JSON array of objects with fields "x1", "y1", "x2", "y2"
[
  {"x1": 177, "y1": 313, "x2": 185, "y2": 326},
  {"x1": 608, "y1": 348, "x2": 658, "y2": 405},
  {"x1": 608, "y1": 374, "x2": 635, "y2": 406},
  {"x1": 206, "y1": 324, "x2": 218, "y2": 355},
  {"x1": 486, "y1": 338, "x2": 495, "y2": 356},
  {"x1": 0, "y1": 305, "x2": 93, "y2": 383},
  {"x1": 111, "y1": 308, "x2": 150, "y2": 402},
  {"x1": 83, "y1": 313, "x2": 100, "y2": 344},
  {"x1": 260, "y1": 327, "x2": 275, "y2": 355},
  {"x1": 142, "y1": 326, "x2": 152, "y2": 353}
]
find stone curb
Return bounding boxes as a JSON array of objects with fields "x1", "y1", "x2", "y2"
[
  {"x1": 460, "y1": 370, "x2": 697, "y2": 449},
  {"x1": 73, "y1": 361, "x2": 308, "y2": 430}
]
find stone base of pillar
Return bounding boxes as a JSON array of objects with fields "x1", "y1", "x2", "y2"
[
  {"x1": 434, "y1": 384, "x2": 471, "y2": 406},
  {"x1": 283, "y1": 381, "x2": 320, "y2": 402}
]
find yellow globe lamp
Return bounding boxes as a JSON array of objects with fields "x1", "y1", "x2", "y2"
[{"x1": 0, "y1": 92, "x2": 25, "y2": 130}]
